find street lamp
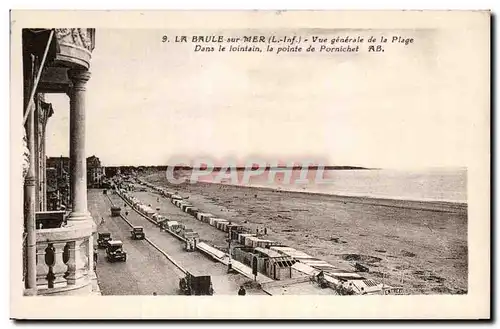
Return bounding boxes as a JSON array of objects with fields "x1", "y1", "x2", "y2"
[{"x1": 227, "y1": 233, "x2": 232, "y2": 273}]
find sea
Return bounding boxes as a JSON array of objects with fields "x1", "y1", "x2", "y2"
[{"x1": 194, "y1": 168, "x2": 467, "y2": 204}]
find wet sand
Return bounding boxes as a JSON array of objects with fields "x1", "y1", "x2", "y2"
[{"x1": 142, "y1": 172, "x2": 468, "y2": 295}]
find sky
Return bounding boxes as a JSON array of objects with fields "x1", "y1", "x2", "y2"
[{"x1": 44, "y1": 28, "x2": 481, "y2": 168}]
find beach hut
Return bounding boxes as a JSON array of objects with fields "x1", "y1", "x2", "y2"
[
  {"x1": 216, "y1": 220, "x2": 229, "y2": 231},
  {"x1": 196, "y1": 213, "x2": 211, "y2": 222},
  {"x1": 238, "y1": 233, "x2": 256, "y2": 245},
  {"x1": 248, "y1": 238, "x2": 267, "y2": 248},
  {"x1": 202, "y1": 214, "x2": 214, "y2": 223},
  {"x1": 237, "y1": 233, "x2": 250, "y2": 244},
  {"x1": 255, "y1": 239, "x2": 275, "y2": 249},
  {"x1": 230, "y1": 229, "x2": 240, "y2": 241},
  {"x1": 219, "y1": 222, "x2": 228, "y2": 232},
  {"x1": 210, "y1": 218, "x2": 224, "y2": 227},
  {"x1": 211, "y1": 217, "x2": 228, "y2": 227},
  {"x1": 222, "y1": 222, "x2": 234, "y2": 232},
  {"x1": 181, "y1": 203, "x2": 192, "y2": 212},
  {"x1": 267, "y1": 256, "x2": 296, "y2": 280},
  {"x1": 244, "y1": 236, "x2": 259, "y2": 247},
  {"x1": 227, "y1": 225, "x2": 244, "y2": 237},
  {"x1": 347, "y1": 279, "x2": 388, "y2": 295}
]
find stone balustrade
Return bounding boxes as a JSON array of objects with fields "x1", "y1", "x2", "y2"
[{"x1": 35, "y1": 220, "x2": 95, "y2": 295}]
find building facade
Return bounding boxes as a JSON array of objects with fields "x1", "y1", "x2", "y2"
[
  {"x1": 46, "y1": 156, "x2": 70, "y2": 210},
  {"x1": 87, "y1": 155, "x2": 105, "y2": 188},
  {"x1": 22, "y1": 28, "x2": 97, "y2": 296}
]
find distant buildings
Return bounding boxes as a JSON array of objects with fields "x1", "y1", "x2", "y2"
[
  {"x1": 87, "y1": 155, "x2": 105, "y2": 188},
  {"x1": 46, "y1": 156, "x2": 70, "y2": 210},
  {"x1": 45, "y1": 155, "x2": 105, "y2": 209}
]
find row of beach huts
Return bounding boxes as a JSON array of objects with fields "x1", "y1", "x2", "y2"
[
  {"x1": 116, "y1": 186, "x2": 201, "y2": 249},
  {"x1": 112, "y1": 176, "x2": 403, "y2": 295}
]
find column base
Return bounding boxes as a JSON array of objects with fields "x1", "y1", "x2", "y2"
[
  {"x1": 67, "y1": 211, "x2": 92, "y2": 222},
  {"x1": 23, "y1": 288, "x2": 38, "y2": 296}
]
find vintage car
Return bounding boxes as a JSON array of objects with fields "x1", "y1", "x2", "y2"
[
  {"x1": 110, "y1": 206, "x2": 121, "y2": 217},
  {"x1": 179, "y1": 272, "x2": 214, "y2": 295},
  {"x1": 97, "y1": 232, "x2": 112, "y2": 249},
  {"x1": 130, "y1": 226, "x2": 145, "y2": 240},
  {"x1": 106, "y1": 240, "x2": 127, "y2": 262}
]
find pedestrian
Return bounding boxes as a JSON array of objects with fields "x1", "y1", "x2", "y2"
[
  {"x1": 238, "y1": 286, "x2": 246, "y2": 296},
  {"x1": 125, "y1": 211, "x2": 129, "y2": 216},
  {"x1": 153, "y1": 292, "x2": 157, "y2": 296},
  {"x1": 93, "y1": 249, "x2": 98, "y2": 270}
]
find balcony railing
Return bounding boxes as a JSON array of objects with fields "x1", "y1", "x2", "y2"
[{"x1": 35, "y1": 220, "x2": 94, "y2": 295}]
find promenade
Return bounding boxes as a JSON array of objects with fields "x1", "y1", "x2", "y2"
[{"x1": 89, "y1": 189, "x2": 267, "y2": 295}]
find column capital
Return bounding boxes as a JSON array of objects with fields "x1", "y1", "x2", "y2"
[{"x1": 68, "y1": 69, "x2": 91, "y2": 92}]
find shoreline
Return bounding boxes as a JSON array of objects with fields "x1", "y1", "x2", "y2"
[{"x1": 172, "y1": 180, "x2": 467, "y2": 214}]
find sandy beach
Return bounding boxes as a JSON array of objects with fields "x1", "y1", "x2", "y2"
[{"x1": 142, "y1": 171, "x2": 467, "y2": 295}]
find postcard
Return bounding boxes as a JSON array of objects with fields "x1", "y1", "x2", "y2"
[{"x1": 10, "y1": 10, "x2": 490, "y2": 319}]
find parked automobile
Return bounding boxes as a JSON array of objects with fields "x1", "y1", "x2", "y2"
[
  {"x1": 130, "y1": 226, "x2": 145, "y2": 240},
  {"x1": 179, "y1": 272, "x2": 214, "y2": 295},
  {"x1": 110, "y1": 206, "x2": 121, "y2": 217},
  {"x1": 106, "y1": 240, "x2": 127, "y2": 262},
  {"x1": 97, "y1": 232, "x2": 112, "y2": 249}
]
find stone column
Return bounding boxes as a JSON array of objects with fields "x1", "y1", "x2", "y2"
[
  {"x1": 67, "y1": 69, "x2": 91, "y2": 221},
  {"x1": 24, "y1": 100, "x2": 37, "y2": 293},
  {"x1": 41, "y1": 130, "x2": 46, "y2": 211},
  {"x1": 34, "y1": 102, "x2": 40, "y2": 212}
]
